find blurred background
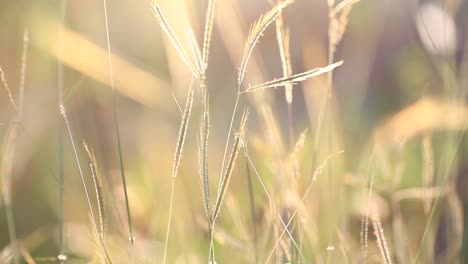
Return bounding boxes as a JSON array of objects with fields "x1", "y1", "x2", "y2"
[{"x1": 0, "y1": 0, "x2": 468, "y2": 263}]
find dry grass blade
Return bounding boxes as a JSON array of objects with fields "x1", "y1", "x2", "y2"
[
  {"x1": 202, "y1": 0, "x2": 216, "y2": 69},
  {"x1": 18, "y1": 30, "x2": 29, "y2": 120},
  {"x1": 238, "y1": 0, "x2": 294, "y2": 85},
  {"x1": 83, "y1": 141, "x2": 106, "y2": 243},
  {"x1": 90, "y1": 215, "x2": 113, "y2": 264},
  {"x1": 243, "y1": 61, "x2": 343, "y2": 93},
  {"x1": 172, "y1": 82, "x2": 195, "y2": 178},
  {"x1": 329, "y1": 0, "x2": 360, "y2": 48},
  {"x1": 0, "y1": 67, "x2": 18, "y2": 113},
  {"x1": 275, "y1": 14, "x2": 293, "y2": 104},
  {"x1": 151, "y1": 3, "x2": 200, "y2": 78},
  {"x1": 212, "y1": 109, "x2": 249, "y2": 223},
  {"x1": 244, "y1": 158, "x2": 258, "y2": 263},
  {"x1": 198, "y1": 97, "x2": 211, "y2": 221}
]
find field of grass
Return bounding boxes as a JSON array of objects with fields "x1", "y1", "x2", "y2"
[{"x1": 0, "y1": 0, "x2": 468, "y2": 263}]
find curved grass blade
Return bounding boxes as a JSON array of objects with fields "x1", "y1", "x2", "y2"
[
  {"x1": 238, "y1": 0, "x2": 294, "y2": 85},
  {"x1": 151, "y1": 3, "x2": 200, "y2": 78},
  {"x1": 243, "y1": 61, "x2": 343, "y2": 93}
]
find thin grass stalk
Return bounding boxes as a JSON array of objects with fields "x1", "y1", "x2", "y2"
[
  {"x1": 274, "y1": 9, "x2": 294, "y2": 147},
  {"x1": 208, "y1": 109, "x2": 249, "y2": 262},
  {"x1": 90, "y1": 215, "x2": 112, "y2": 264},
  {"x1": 244, "y1": 153, "x2": 305, "y2": 261},
  {"x1": 217, "y1": 89, "x2": 240, "y2": 202},
  {"x1": 212, "y1": 109, "x2": 249, "y2": 223},
  {"x1": 263, "y1": 151, "x2": 343, "y2": 263},
  {"x1": 202, "y1": 0, "x2": 216, "y2": 69},
  {"x1": 197, "y1": 0, "x2": 216, "y2": 226},
  {"x1": 18, "y1": 30, "x2": 28, "y2": 121},
  {"x1": 151, "y1": 3, "x2": 200, "y2": 78},
  {"x1": 238, "y1": 0, "x2": 294, "y2": 86},
  {"x1": 360, "y1": 149, "x2": 376, "y2": 261},
  {"x1": 200, "y1": 86, "x2": 214, "y2": 263},
  {"x1": 0, "y1": 67, "x2": 17, "y2": 113},
  {"x1": 275, "y1": 14, "x2": 293, "y2": 104},
  {"x1": 57, "y1": 1, "x2": 66, "y2": 260},
  {"x1": 197, "y1": 81, "x2": 210, "y2": 223},
  {"x1": 297, "y1": 219, "x2": 305, "y2": 264},
  {"x1": 172, "y1": 81, "x2": 195, "y2": 179},
  {"x1": 60, "y1": 105, "x2": 102, "y2": 252},
  {"x1": 188, "y1": 31, "x2": 209, "y2": 220},
  {"x1": 102, "y1": 0, "x2": 134, "y2": 247},
  {"x1": 245, "y1": 158, "x2": 258, "y2": 264},
  {"x1": 242, "y1": 61, "x2": 343, "y2": 93},
  {"x1": 197, "y1": 57, "x2": 211, "y2": 262},
  {"x1": 90, "y1": 165, "x2": 105, "y2": 240},
  {"x1": 325, "y1": 1, "x2": 336, "y2": 251},
  {"x1": 57, "y1": 133, "x2": 65, "y2": 262},
  {"x1": 163, "y1": 81, "x2": 195, "y2": 264},
  {"x1": 83, "y1": 142, "x2": 106, "y2": 243}
]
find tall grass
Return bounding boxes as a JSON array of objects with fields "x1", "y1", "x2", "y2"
[
  {"x1": 0, "y1": 29, "x2": 29, "y2": 264},
  {"x1": 1, "y1": 0, "x2": 468, "y2": 263},
  {"x1": 102, "y1": 0, "x2": 135, "y2": 250}
]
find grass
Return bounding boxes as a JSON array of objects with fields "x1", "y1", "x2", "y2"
[{"x1": 0, "y1": 0, "x2": 467, "y2": 263}]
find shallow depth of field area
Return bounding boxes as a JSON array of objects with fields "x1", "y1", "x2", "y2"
[{"x1": 1, "y1": 0, "x2": 468, "y2": 263}]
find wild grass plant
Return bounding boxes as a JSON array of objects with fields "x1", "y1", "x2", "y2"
[{"x1": 0, "y1": 0, "x2": 467, "y2": 263}]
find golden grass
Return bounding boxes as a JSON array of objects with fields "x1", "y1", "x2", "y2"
[
  {"x1": 238, "y1": 0, "x2": 294, "y2": 85},
  {"x1": 1, "y1": 0, "x2": 468, "y2": 263},
  {"x1": 243, "y1": 60, "x2": 343, "y2": 93},
  {"x1": 151, "y1": 3, "x2": 201, "y2": 78}
]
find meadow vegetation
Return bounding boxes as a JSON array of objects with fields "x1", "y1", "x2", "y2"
[{"x1": 0, "y1": 0, "x2": 467, "y2": 263}]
